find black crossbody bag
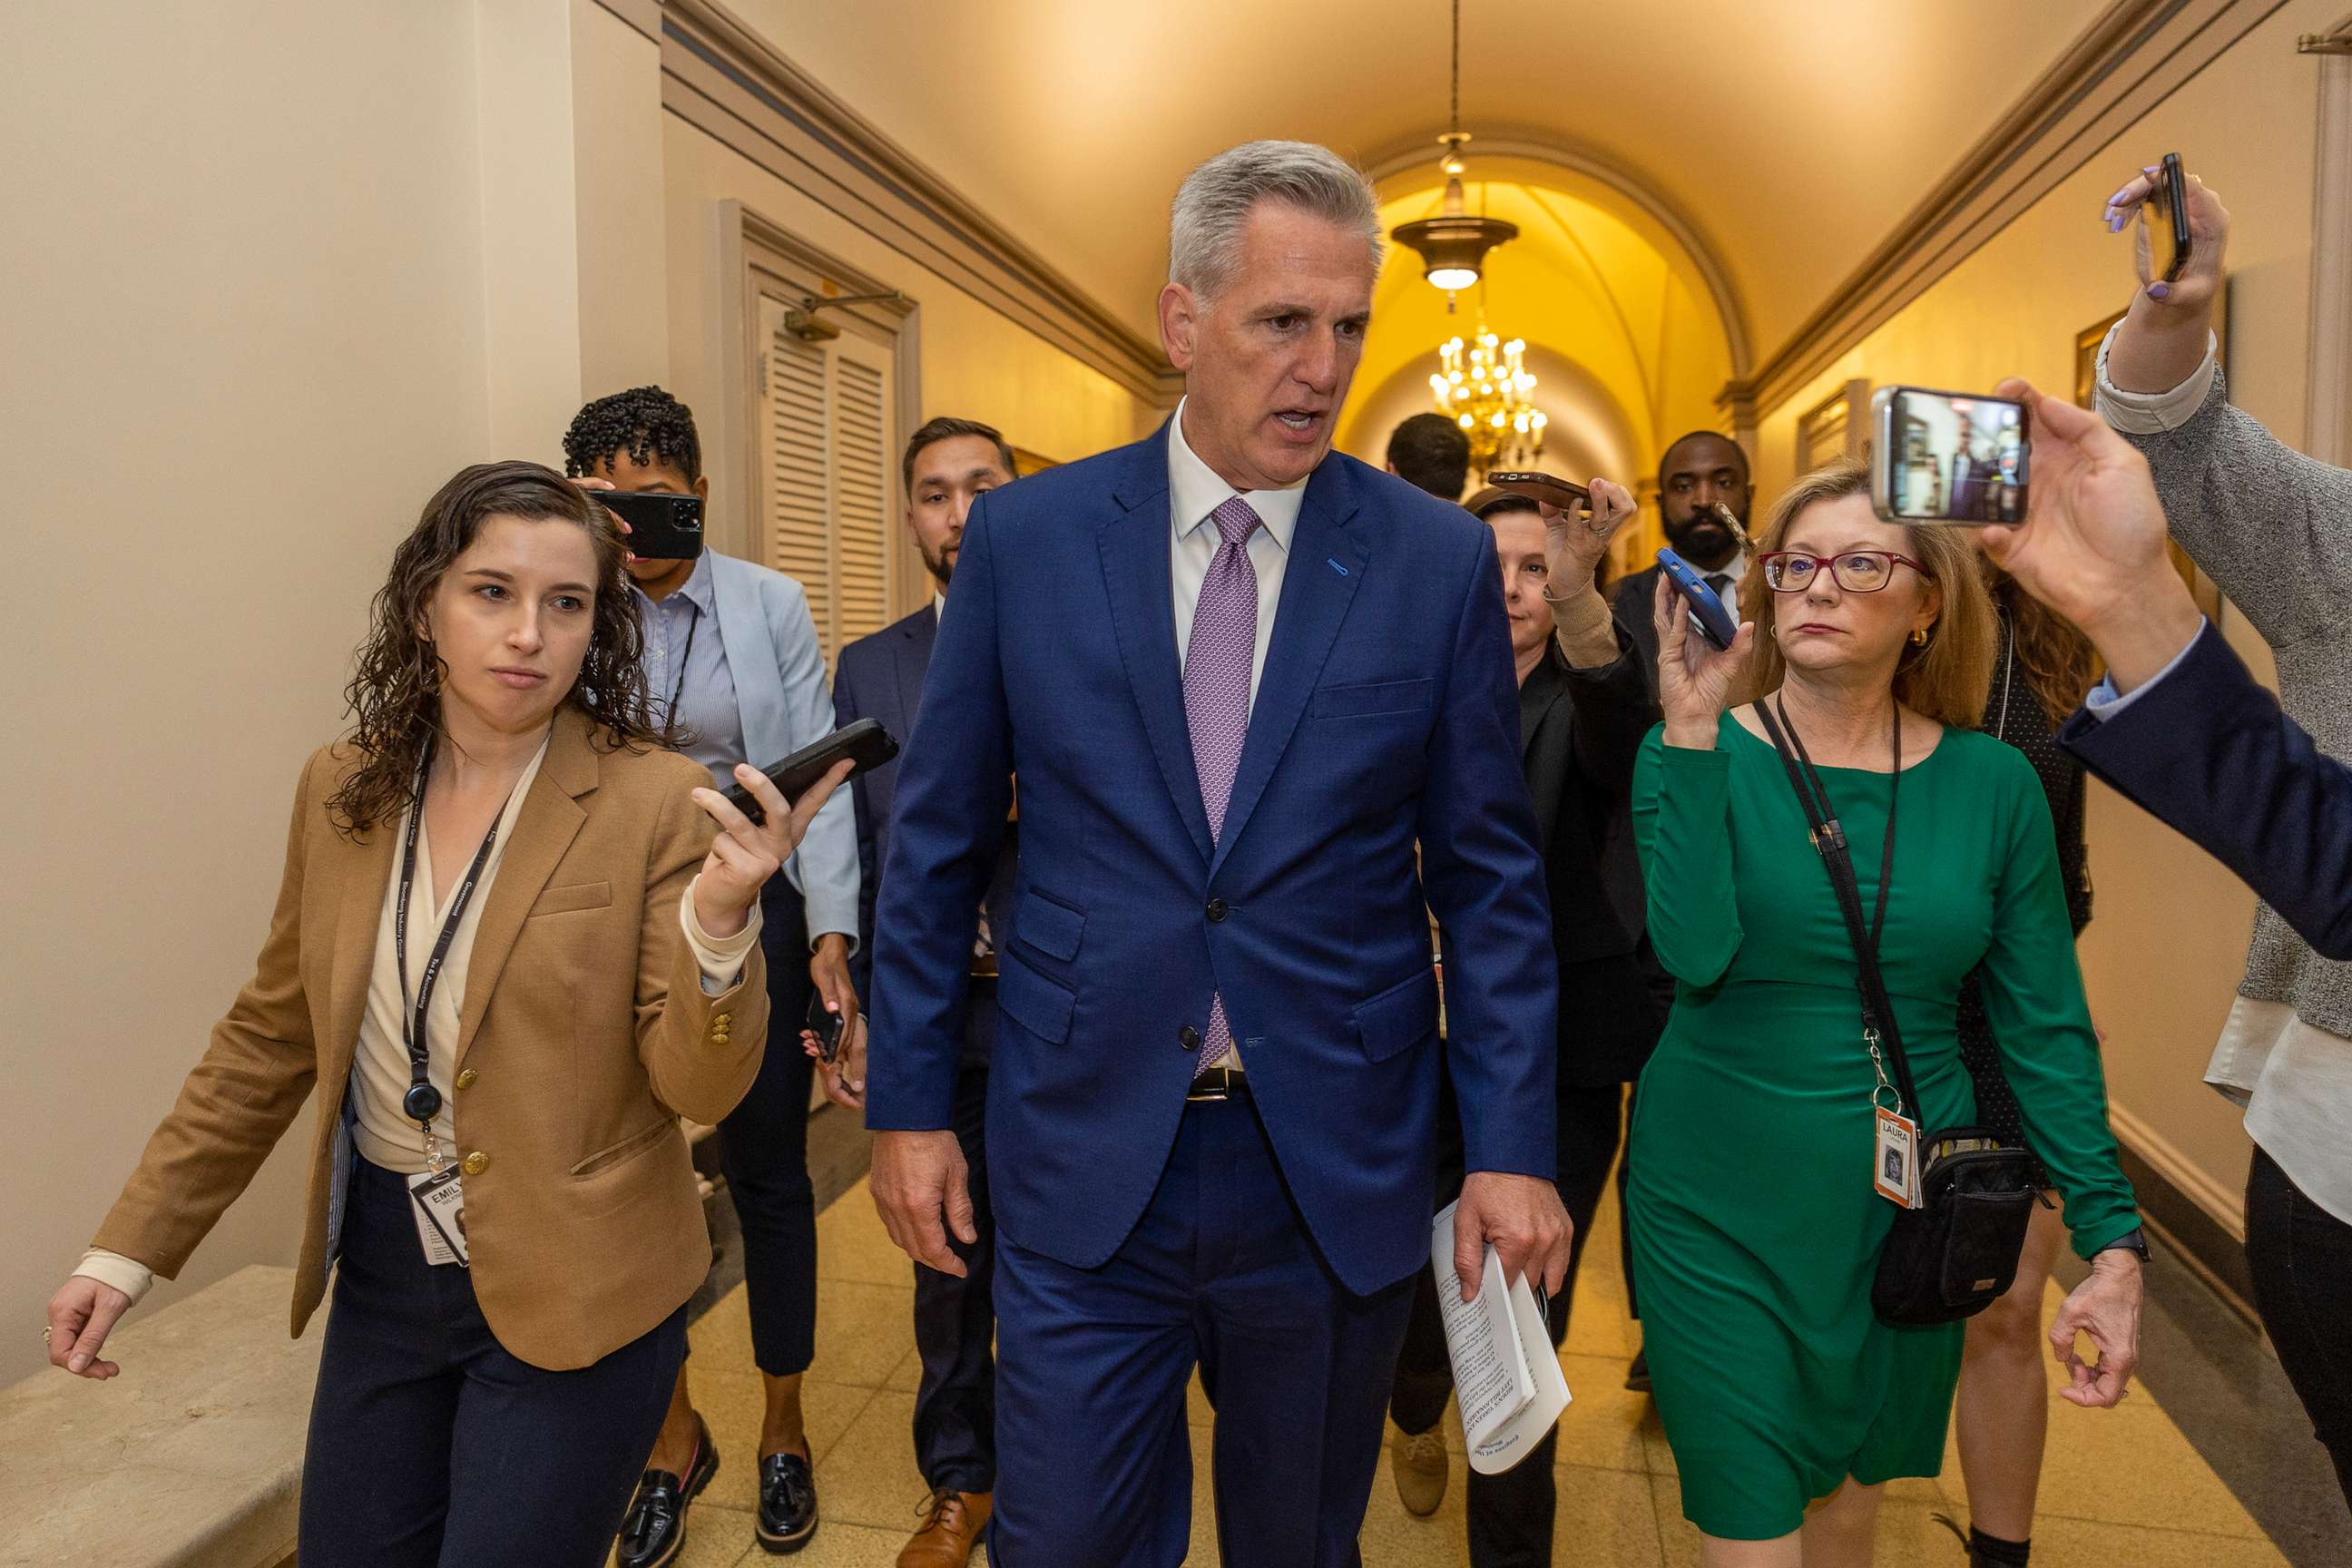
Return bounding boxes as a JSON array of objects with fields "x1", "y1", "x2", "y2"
[{"x1": 1752, "y1": 699, "x2": 2041, "y2": 1326}]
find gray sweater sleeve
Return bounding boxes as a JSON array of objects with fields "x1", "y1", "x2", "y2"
[{"x1": 2128, "y1": 370, "x2": 2352, "y2": 651}]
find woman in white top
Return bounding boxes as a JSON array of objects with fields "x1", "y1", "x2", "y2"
[{"x1": 44, "y1": 461, "x2": 848, "y2": 1566}]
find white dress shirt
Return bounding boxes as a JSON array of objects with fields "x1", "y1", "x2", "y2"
[
  {"x1": 1167, "y1": 399, "x2": 1307, "y2": 709},
  {"x1": 2091, "y1": 326, "x2": 2352, "y2": 1226}
]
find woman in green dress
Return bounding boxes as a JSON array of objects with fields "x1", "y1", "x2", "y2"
[{"x1": 1628, "y1": 462, "x2": 2148, "y2": 1567}]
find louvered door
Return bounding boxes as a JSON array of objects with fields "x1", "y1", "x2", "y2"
[{"x1": 756, "y1": 299, "x2": 900, "y2": 663}]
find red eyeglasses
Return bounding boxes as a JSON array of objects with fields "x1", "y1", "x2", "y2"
[{"x1": 1757, "y1": 551, "x2": 1927, "y2": 593}]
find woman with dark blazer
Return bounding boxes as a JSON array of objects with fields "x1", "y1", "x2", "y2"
[{"x1": 44, "y1": 462, "x2": 848, "y2": 1567}]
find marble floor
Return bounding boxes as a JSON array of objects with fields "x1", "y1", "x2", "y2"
[{"x1": 631, "y1": 1171, "x2": 2307, "y2": 1568}]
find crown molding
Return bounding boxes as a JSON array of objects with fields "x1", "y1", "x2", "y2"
[
  {"x1": 658, "y1": 0, "x2": 1180, "y2": 405},
  {"x1": 1737, "y1": 0, "x2": 2290, "y2": 417}
]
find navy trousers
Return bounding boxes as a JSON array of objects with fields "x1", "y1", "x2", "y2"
[
  {"x1": 988, "y1": 1093, "x2": 1416, "y2": 1568},
  {"x1": 912, "y1": 1047, "x2": 996, "y2": 1494},
  {"x1": 298, "y1": 1155, "x2": 686, "y2": 1566}
]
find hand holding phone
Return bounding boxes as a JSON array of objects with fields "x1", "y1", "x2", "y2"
[
  {"x1": 721, "y1": 719, "x2": 901, "y2": 827},
  {"x1": 1655, "y1": 547, "x2": 1738, "y2": 651},
  {"x1": 588, "y1": 489, "x2": 705, "y2": 560},
  {"x1": 805, "y1": 990, "x2": 847, "y2": 1063}
]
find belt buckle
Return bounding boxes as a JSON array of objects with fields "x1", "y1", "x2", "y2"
[{"x1": 1186, "y1": 1066, "x2": 1242, "y2": 1103}]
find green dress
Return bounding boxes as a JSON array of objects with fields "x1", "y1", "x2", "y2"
[{"x1": 1628, "y1": 714, "x2": 2139, "y2": 1540}]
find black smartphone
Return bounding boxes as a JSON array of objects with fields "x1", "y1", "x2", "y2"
[
  {"x1": 720, "y1": 718, "x2": 900, "y2": 827},
  {"x1": 806, "y1": 991, "x2": 846, "y2": 1063},
  {"x1": 1867, "y1": 387, "x2": 2031, "y2": 525},
  {"x1": 1483, "y1": 471, "x2": 1591, "y2": 511},
  {"x1": 2143, "y1": 152, "x2": 2191, "y2": 284},
  {"x1": 592, "y1": 489, "x2": 704, "y2": 560}
]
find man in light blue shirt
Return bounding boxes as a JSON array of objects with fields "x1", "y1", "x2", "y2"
[{"x1": 564, "y1": 387, "x2": 858, "y2": 1563}]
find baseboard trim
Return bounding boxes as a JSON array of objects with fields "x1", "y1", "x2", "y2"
[{"x1": 2108, "y1": 1103, "x2": 2258, "y2": 1318}]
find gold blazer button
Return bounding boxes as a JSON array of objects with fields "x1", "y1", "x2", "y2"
[{"x1": 461, "y1": 1151, "x2": 490, "y2": 1177}]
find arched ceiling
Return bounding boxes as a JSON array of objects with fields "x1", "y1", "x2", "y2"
[{"x1": 722, "y1": 0, "x2": 2106, "y2": 362}]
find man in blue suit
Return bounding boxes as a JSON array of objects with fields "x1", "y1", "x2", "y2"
[
  {"x1": 865, "y1": 141, "x2": 1570, "y2": 1566},
  {"x1": 828, "y1": 416, "x2": 1022, "y2": 1567}
]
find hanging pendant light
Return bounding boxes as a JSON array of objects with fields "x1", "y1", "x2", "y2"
[{"x1": 1389, "y1": 0, "x2": 1516, "y2": 294}]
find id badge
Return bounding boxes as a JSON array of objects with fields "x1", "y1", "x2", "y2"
[
  {"x1": 407, "y1": 1168, "x2": 471, "y2": 1267},
  {"x1": 1873, "y1": 1106, "x2": 1923, "y2": 1210}
]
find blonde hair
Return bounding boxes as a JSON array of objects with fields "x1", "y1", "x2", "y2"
[{"x1": 1730, "y1": 461, "x2": 1996, "y2": 729}]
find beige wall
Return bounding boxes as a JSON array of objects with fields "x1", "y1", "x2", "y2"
[
  {"x1": 659, "y1": 115, "x2": 1161, "y2": 553},
  {"x1": 0, "y1": 3, "x2": 495, "y2": 1384},
  {"x1": 1751, "y1": 0, "x2": 2346, "y2": 1236}
]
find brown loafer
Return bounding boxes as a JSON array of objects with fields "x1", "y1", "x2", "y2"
[{"x1": 897, "y1": 1487, "x2": 991, "y2": 1567}]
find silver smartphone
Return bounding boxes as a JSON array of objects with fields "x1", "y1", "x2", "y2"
[{"x1": 1869, "y1": 386, "x2": 2029, "y2": 526}]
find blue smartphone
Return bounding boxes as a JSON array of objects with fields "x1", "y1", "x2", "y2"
[{"x1": 1656, "y1": 548, "x2": 1739, "y2": 652}]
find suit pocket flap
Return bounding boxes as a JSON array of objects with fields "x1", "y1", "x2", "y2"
[
  {"x1": 1016, "y1": 890, "x2": 1087, "y2": 963},
  {"x1": 1308, "y1": 678, "x2": 1433, "y2": 721},
  {"x1": 1355, "y1": 967, "x2": 1439, "y2": 1062},
  {"x1": 997, "y1": 955, "x2": 1076, "y2": 1044},
  {"x1": 533, "y1": 881, "x2": 612, "y2": 917}
]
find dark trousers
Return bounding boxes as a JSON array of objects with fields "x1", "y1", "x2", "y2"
[
  {"x1": 299, "y1": 1155, "x2": 686, "y2": 1566},
  {"x1": 913, "y1": 1044, "x2": 996, "y2": 1493},
  {"x1": 1388, "y1": 1082, "x2": 1627, "y2": 1568},
  {"x1": 988, "y1": 1095, "x2": 1416, "y2": 1568},
  {"x1": 716, "y1": 878, "x2": 820, "y2": 1377},
  {"x1": 2247, "y1": 1143, "x2": 2352, "y2": 1506}
]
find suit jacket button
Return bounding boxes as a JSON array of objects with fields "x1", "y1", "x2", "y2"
[
  {"x1": 1179, "y1": 1025, "x2": 1201, "y2": 1052},
  {"x1": 454, "y1": 1068, "x2": 477, "y2": 1091},
  {"x1": 461, "y1": 1151, "x2": 489, "y2": 1177},
  {"x1": 712, "y1": 1012, "x2": 733, "y2": 1028},
  {"x1": 1206, "y1": 899, "x2": 1229, "y2": 923}
]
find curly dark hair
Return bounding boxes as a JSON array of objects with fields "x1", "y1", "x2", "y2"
[
  {"x1": 327, "y1": 461, "x2": 671, "y2": 837},
  {"x1": 563, "y1": 386, "x2": 703, "y2": 483}
]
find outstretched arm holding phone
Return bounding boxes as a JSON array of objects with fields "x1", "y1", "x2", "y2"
[{"x1": 1975, "y1": 379, "x2": 2352, "y2": 960}]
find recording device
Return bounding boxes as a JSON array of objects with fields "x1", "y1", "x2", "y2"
[
  {"x1": 1656, "y1": 547, "x2": 1739, "y2": 652},
  {"x1": 806, "y1": 992, "x2": 847, "y2": 1063},
  {"x1": 2143, "y1": 152, "x2": 2191, "y2": 284},
  {"x1": 1869, "y1": 387, "x2": 2031, "y2": 525},
  {"x1": 590, "y1": 489, "x2": 705, "y2": 560},
  {"x1": 719, "y1": 718, "x2": 900, "y2": 827},
  {"x1": 1483, "y1": 472, "x2": 1591, "y2": 512}
]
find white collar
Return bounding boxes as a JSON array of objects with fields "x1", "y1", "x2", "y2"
[{"x1": 1166, "y1": 397, "x2": 1306, "y2": 551}]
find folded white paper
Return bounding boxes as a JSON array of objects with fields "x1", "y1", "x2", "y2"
[{"x1": 1429, "y1": 1199, "x2": 1573, "y2": 1475}]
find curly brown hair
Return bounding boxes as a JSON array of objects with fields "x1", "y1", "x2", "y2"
[
  {"x1": 327, "y1": 460, "x2": 671, "y2": 837},
  {"x1": 1983, "y1": 562, "x2": 2102, "y2": 724}
]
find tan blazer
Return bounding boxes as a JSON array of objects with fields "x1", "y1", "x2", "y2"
[{"x1": 93, "y1": 707, "x2": 768, "y2": 1370}]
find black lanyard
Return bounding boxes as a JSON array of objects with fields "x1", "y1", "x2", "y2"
[
  {"x1": 393, "y1": 733, "x2": 506, "y2": 1134},
  {"x1": 1759, "y1": 694, "x2": 1901, "y2": 951},
  {"x1": 656, "y1": 597, "x2": 701, "y2": 720}
]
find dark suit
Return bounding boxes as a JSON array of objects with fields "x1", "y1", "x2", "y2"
[
  {"x1": 1388, "y1": 629, "x2": 1664, "y2": 1567},
  {"x1": 1950, "y1": 454, "x2": 1991, "y2": 522},
  {"x1": 867, "y1": 426, "x2": 1558, "y2": 1566},
  {"x1": 835, "y1": 603, "x2": 1015, "y2": 1497},
  {"x1": 2060, "y1": 622, "x2": 2352, "y2": 961}
]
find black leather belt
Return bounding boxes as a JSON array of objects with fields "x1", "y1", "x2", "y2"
[{"x1": 1185, "y1": 1065, "x2": 1250, "y2": 1103}]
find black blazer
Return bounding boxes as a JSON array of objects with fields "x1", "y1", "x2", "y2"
[
  {"x1": 1518, "y1": 625, "x2": 1670, "y2": 1086},
  {"x1": 2060, "y1": 622, "x2": 2352, "y2": 961},
  {"x1": 1611, "y1": 563, "x2": 1667, "y2": 688},
  {"x1": 833, "y1": 603, "x2": 1018, "y2": 1053}
]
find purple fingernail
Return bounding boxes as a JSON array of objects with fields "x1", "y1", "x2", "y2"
[
  {"x1": 2147, "y1": 281, "x2": 2171, "y2": 300},
  {"x1": 2105, "y1": 188, "x2": 2133, "y2": 208}
]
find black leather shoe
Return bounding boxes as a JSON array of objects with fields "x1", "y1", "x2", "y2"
[
  {"x1": 1624, "y1": 1347, "x2": 1652, "y2": 1394},
  {"x1": 617, "y1": 1416, "x2": 720, "y2": 1568},
  {"x1": 755, "y1": 1449, "x2": 818, "y2": 1553}
]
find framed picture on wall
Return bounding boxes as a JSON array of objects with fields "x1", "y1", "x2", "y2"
[{"x1": 2073, "y1": 299, "x2": 2227, "y2": 622}]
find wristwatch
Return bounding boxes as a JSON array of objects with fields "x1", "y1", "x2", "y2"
[{"x1": 2093, "y1": 1228, "x2": 2151, "y2": 1264}]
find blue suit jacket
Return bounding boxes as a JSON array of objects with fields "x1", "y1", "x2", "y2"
[
  {"x1": 2061, "y1": 622, "x2": 2352, "y2": 961},
  {"x1": 865, "y1": 426, "x2": 1558, "y2": 1295},
  {"x1": 833, "y1": 603, "x2": 1016, "y2": 1034}
]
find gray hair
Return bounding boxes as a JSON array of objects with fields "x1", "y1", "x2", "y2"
[{"x1": 1168, "y1": 140, "x2": 1383, "y2": 300}]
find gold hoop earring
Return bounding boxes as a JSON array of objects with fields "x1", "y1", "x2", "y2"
[{"x1": 1910, "y1": 628, "x2": 1928, "y2": 647}]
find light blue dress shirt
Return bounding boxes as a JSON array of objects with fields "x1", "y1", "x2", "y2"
[{"x1": 632, "y1": 553, "x2": 748, "y2": 788}]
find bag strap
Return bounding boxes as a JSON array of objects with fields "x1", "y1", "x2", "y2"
[{"x1": 1750, "y1": 700, "x2": 1925, "y2": 1124}]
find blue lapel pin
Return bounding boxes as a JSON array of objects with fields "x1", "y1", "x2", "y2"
[{"x1": 1327, "y1": 557, "x2": 1350, "y2": 577}]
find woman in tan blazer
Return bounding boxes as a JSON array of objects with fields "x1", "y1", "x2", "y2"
[{"x1": 43, "y1": 461, "x2": 851, "y2": 1567}]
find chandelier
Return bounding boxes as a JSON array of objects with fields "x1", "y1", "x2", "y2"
[{"x1": 1431, "y1": 321, "x2": 1545, "y2": 475}]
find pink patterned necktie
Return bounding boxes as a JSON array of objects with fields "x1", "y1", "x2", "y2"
[{"x1": 1184, "y1": 495, "x2": 1260, "y2": 1076}]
